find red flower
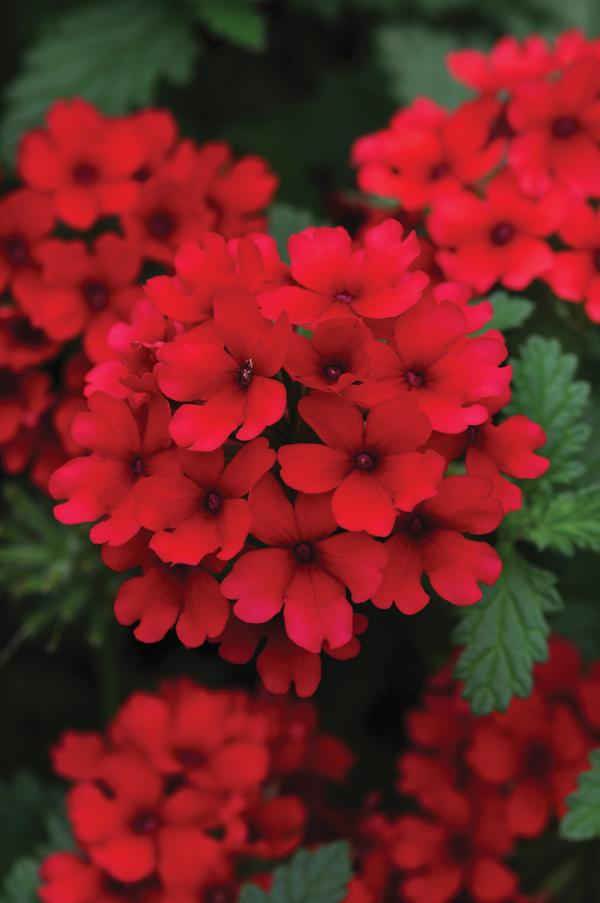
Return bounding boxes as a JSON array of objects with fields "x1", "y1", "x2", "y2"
[
  {"x1": 428, "y1": 172, "x2": 562, "y2": 293},
  {"x1": 278, "y1": 393, "x2": 442, "y2": 536},
  {"x1": 0, "y1": 309, "x2": 58, "y2": 372},
  {"x1": 371, "y1": 475, "x2": 503, "y2": 612},
  {"x1": 283, "y1": 317, "x2": 374, "y2": 394},
  {"x1": 259, "y1": 219, "x2": 428, "y2": 325},
  {"x1": 508, "y1": 58, "x2": 600, "y2": 196},
  {"x1": 158, "y1": 291, "x2": 290, "y2": 451},
  {"x1": 103, "y1": 532, "x2": 229, "y2": 647},
  {"x1": 467, "y1": 692, "x2": 593, "y2": 837},
  {"x1": 133, "y1": 439, "x2": 275, "y2": 564},
  {"x1": 544, "y1": 202, "x2": 600, "y2": 322},
  {"x1": 348, "y1": 296, "x2": 511, "y2": 433},
  {"x1": 49, "y1": 394, "x2": 178, "y2": 545},
  {"x1": 221, "y1": 474, "x2": 387, "y2": 652},
  {"x1": 352, "y1": 97, "x2": 503, "y2": 212},
  {"x1": 448, "y1": 35, "x2": 553, "y2": 93},
  {"x1": 0, "y1": 368, "x2": 51, "y2": 444},
  {"x1": 130, "y1": 108, "x2": 179, "y2": 181},
  {"x1": 0, "y1": 188, "x2": 54, "y2": 291},
  {"x1": 14, "y1": 233, "x2": 143, "y2": 362},
  {"x1": 39, "y1": 853, "x2": 167, "y2": 903},
  {"x1": 19, "y1": 99, "x2": 144, "y2": 228}
]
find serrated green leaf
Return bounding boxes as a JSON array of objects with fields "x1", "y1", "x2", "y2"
[
  {"x1": 561, "y1": 749, "x2": 600, "y2": 840},
  {"x1": 237, "y1": 842, "x2": 353, "y2": 903},
  {"x1": 189, "y1": 0, "x2": 267, "y2": 51},
  {"x1": 477, "y1": 292, "x2": 534, "y2": 334},
  {"x1": 269, "y1": 203, "x2": 320, "y2": 261},
  {"x1": 523, "y1": 485, "x2": 600, "y2": 556},
  {"x1": 0, "y1": 858, "x2": 39, "y2": 903},
  {"x1": 454, "y1": 545, "x2": 562, "y2": 715},
  {"x1": 376, "y1": 25, "x2": 472, "y2": 108},
  {"x1": 508, "y1": 336, "x2": 591, "y2": 485},
  {"x1": 1, "y1": 0, "x2": 198, "y2": 163}
]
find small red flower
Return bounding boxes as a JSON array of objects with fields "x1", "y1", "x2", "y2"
[
  {"x1": 283, "y1": 317, "x2": 374, "y2": 394},
  {"x1": 221, "y1": 474, "x2": 387, "y2": 652},
  {"x1": 448, "y1": 35, "x2": 554, "y2": 93},
  {"x1": 0, "y1": 368, "x2": 51, "y2": 444},
  {"x1": 0, "y1": 188, "x2": 54, "y2": 291},
  {"x1": 0, "y1": 309, "x2": 58, "y2": 372},
  {"x1": 544, "y1": 202, "x2": 600, "y2": 322},
  {"x1": 372, "y1": 474, "x2": 503, "y2": 612},
  {"x1": 157, "y1": 291, "x2": 290, "y2": 451},
  {"x1": 259, "y1": 219, "x2": 428, "y2": 325},
  {"x1": 19, "y1": 99, "x2": 144, "y2": 229}
]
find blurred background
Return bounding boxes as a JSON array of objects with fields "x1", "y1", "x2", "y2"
[{"x1": 1, "y1": 0, "x2": 600, "y2": 898}]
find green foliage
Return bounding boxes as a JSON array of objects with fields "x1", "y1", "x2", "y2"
[
  {"x1": 0, "y1": 858, "x2": 39, "y2": 903},
  {"x1": 561, "y1": 750, "x2": 600, "y2": 841},
  {"x1": 454, "y1": 546, "x2": 562, "y2": 714},
  {"x1": 238, "y1": 842, "x2": 353, "y2": 903},
  {"x1": 0, "y1": 0, "x2": 199, "y2": 162},
  {"x1": 508, "y1": 336, "x2": 591, "y2": 486},
  {"x1": 188, "y1": 0, "x2": 267, "y2": 51},
  {"x1": 518, "y1": 485, "x2": 600, "y2": 556},
  {"x1": 479, "y1": 292, "x2": 535, "y2": 334}
]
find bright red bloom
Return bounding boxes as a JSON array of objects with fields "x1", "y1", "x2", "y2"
[
  {"x1": 0, "y1": 188, "x2": 54, "y2": 290},
  {"x1": 349, "y1": 296, "x2": 511, "y2": 433},
  {"x1": 14, "y1": 233, "x2": 143, "y2": 361},
  {"x1": 428, "y1": 173, "x2": 562, "y2": 293},
  {"x1": 221, "y1": 474, "x2": 387, "y2": 652},
  {"x1": 544, "y1": 202, "x2": 600, "y2": 322},
  {"x1": 130, "y1": 108, "x2": 179, "y2": 180},
  {"x1": 157, "y1": 292, "x2": 289, "y2": 451},
  {"x1": 448, "y1": 35, "x2": 554, "y2": 93},
  {"x1": 467, "y1": 692, "x2": 593, "y2": 837},
  {"x1": 283, "y1": 317, "x2": 374, "y2": 394},
  {"x1": 133, "y1": 439, "x2": 275, "y2": 564},
  {"x1": 39, "y1": 853, "x2": 166, "y2": 903},
  {"x1": 259, "y1": 219, "x2": 428, "y2": 325},
  {"x1": 50, "y1": 394, "x2": 178, "y2": 545},
  {"x1": 279, "y1": 393, "x2": 442, "y2": 536},
  {"x1": 0, "y1": 308, "x2": 58, "y2": 371},
  {"x1": 19, "y1": 99, "x2": 144, "y2": 229},
  {"x1": 372, "y1": 475, "x2": 503, "y2": 612},
  {"x1": 508, "y1": 58, "x2": 600, "y2": 197},
  {"x1": 352, "y1": 97, "x2": 503, "y2": 212}
]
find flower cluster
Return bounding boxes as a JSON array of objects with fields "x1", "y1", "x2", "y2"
[
  {"x1": 48, "y1": 208, "x2": 549, "y2": 693},
  {"x1": 352, "y1": 30, "x2": 600, "y2": 321},
  {"x1": 370, "y1": 638, "x2": 600, "y2": 903},
  {"x1": 0, "y1": 98, "x2": 277, "y2": 487},
  {"x1": 39, "y1": 678, "x2": 353, "y2": 903}
]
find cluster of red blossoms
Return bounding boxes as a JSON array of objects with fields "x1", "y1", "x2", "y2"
[
  {"x1": 47, "y1": 180, "x2": 550, "y2": 691},
  {"x1": 0, "y1": 98, "x2": 277, "y2": 488},
  {"x1": 353, "y1": 29, "x2": 600, "y2": 321},
  {"x1": 39, "y1": 679, "x2": 355, "y2": 903}
]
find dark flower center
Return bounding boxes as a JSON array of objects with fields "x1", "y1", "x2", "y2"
[
  {"x1": 102, "y1": 874, "x2": 160, "y2": 899},
  {"x1": 467, "y1": 425, "x2": 480, "y2": 444},
  {"x1": 3, "y1": 235, "x2": 29, "y2": 266},
  {"x1": 447, "y1": 832, "x2": 473, "y2": 864},
  {"x1": 175, "y1": 747, "x2": 207, "y2": 768},
  {"x1": 7, "y1": 316, "x2": 48, "y2": 348},
  {"x1": 0, "y1": 368, "x2": 20, "y2": 398},
  {"x1": 235, "y1": 358, "x2": 254, "y2": 387},
  {"x1": 131, "y1": 457, "x2": 144, "y2": 478},
  {"x1": 147, "y1": 210, "x2": 176, "y2": 240},
  {"x1": 551, "y1": 115, "x2": 580, "y2": 139},
  {"x1": 335, "y1": 292, "x2": 354, "y2": 304},
  {"x1": 488, "y1": 109, "x2": 515, "y2": 142},
  {"x1": 323, "y1": 362, "x2": 345, "y2": 382},
  {"x1": 206, "y1": 491, "x2": 222, "y2": 514},
  {"x1": 130, "y1": 810, "x2": 162, "y2": 835},
  {"x1": 294, "y1": 542, "x2": 314, "y2": 563},
  {"x1": 407, "y1": 515, "x2": 424, "y2": 534},
  {"x1": 593, "y1": 248, "x2": 600, "y2": 274},
  {"x1": 133, "y1": 165, "x2": 151, "y2": 182},
  {"x1": 203, "y1": 886, "x2": 236, "y2": 903},
  {"x1": 490, "y1": 221, "x2": 515, "y2": 246},
  {"x1": 524, "y1": 741, "x2": 553, "y2": 778},
  {"x1": 72, "y1": 162, "x2": 98, "y2": 185},
  {"x1": 430, "y1": 161, "x2": 450, "y2": 181},
  {"x1": 405, "y1": 370, "x2": 424, "y2": 388},
  {"x1": 82, "y1": 280, "x2": 110, "y2": 312},
  {"x1": 354, "y1": 451, "x2": 375, "y2": 471}
]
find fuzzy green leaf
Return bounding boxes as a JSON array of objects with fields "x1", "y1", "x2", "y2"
[
  {"x1": 237, "y1": 842, "x2": 353, "y2": 903},
  {"x1": 561, "y1": 749, "x2": 600, "y2": 840},
  {"x1": 523, "y1": 485, "x2": 600, "y2": 556},
  {"x1": 1, "y1": 0, "x2": 198, "y2": 163},
  {"x1": 479, "y1": 292, "x2": 535, "y2": 334},
  {"x1": 189, "y1": 0, "x2": 267, "y2": 51},
  {"x1": 0, "y1": 858, "x2": 39, "y2": 903},
  {"x1": 508, "y1": 336, "x2": 591, "y2": 485},
  {"x1": 454, "y1": 546, "x2": 562, "y2": 715}
]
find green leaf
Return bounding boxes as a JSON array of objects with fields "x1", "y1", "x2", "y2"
[
  {"x1": 269, "y1": 203, "x2": 320, "y2": 261},
  {"x1": 508, "y1": 336, "x2": 591, "y2": 485},
  {"x1": 0, "y1": 858, "x2": 39, "y2": 903},
  {"x1": 189, "y1": 0, "x2": 267, "y2": 51},
  {"x1": 561, "y1": 749, "x2": 600, "y2": 840},
  {"x1": 454, "y1": 545, "x2": 562, "y2": 715},
  {"x1": 478, "y1": 292, "x2": 534, "y2": 334},
  {"x1": 522, "y1": 485, "x2": 600, "y2": 556},
  {"x1": 1, "y1": 0, "x2": 198, "y2": 163},
  {"x1": 237, "y1": 842, "x2": 353, "y2": 903},
  {"x1": 375, "y1": 25, "x2": 472, "y2": 108}
]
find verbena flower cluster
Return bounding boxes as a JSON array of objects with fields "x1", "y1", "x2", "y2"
[
  {"x1": 40, "y1": 637, "x2": 600, "y2": 902},
  {"x1": 39, "y1": 679, "x2": 354, "y2": 902},
  {"x1": 0, "y1": 99, "x2": 277, "y2": 488},
  {"x1": 353, "y1": 30, "x2": 600, "y2": 321}
]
